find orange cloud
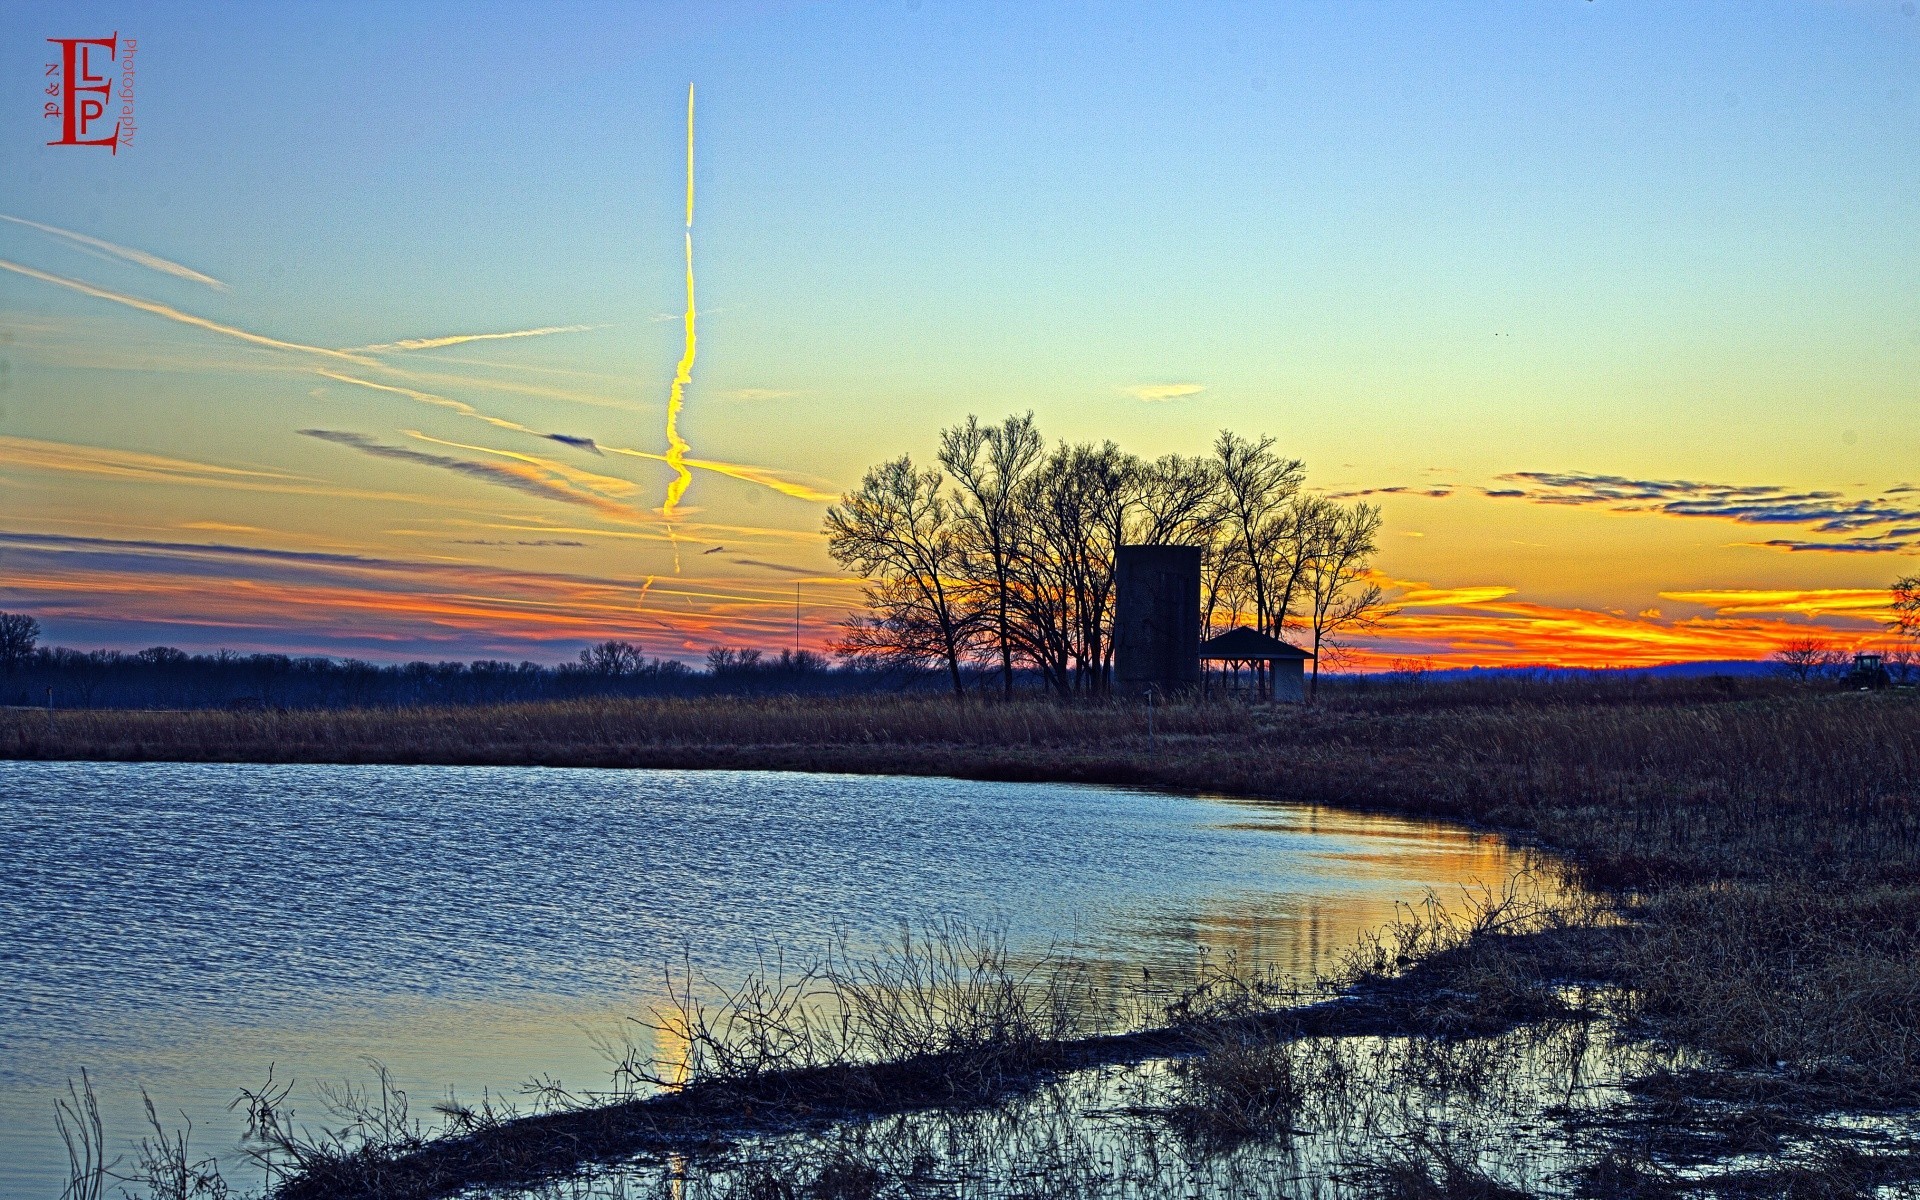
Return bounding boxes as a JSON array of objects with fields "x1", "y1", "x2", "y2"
[
  {"x1": 1345, "y1": 577, "x2": 1898, "y2": 670},
  {"x1": 1, "y1": 531, "x2": 861, "y2": 658},
  {"x1": 1658, "y1": 588, "x2": 1895, "y2": 619}
]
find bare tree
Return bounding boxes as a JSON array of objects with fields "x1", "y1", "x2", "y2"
[
  {"x1": 1772, "y1": 636, "x2": 1841, "y2": 683},
  {"x1": 940, "y1": 413, "x2": 1043, "y2": 699},
  {"x1": 1212, "y1": 432, "x2": 1305, "y2": 642},
  {"x1": 1300, "y1": 501, "x2": 1386, "y2": 699},
  {"x1": 826, "y1": 456, "x2": 973, "y2": 696},
  {"x1": 0, "y1": 611, "x2": 39, "y2": 675},
  {"x1": 579, "y1": 640, "x2": 645, "y2": 676},
  {"x1": 1128, "y1": 453, "x2": 1222, "y2": 546},
  {"x1": 1008, "y1": 442, "x2": 1139, "y2": 695},
  {"x1": 1894, "y1": 574, "x2": 1920, "y2": 641},
  {"x1": 1885, "y1": 645, "x2": 1919, "y2": 686}
]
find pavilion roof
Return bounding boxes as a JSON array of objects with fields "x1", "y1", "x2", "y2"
[{"x1": 1199, "y1": 626, "x2": 1314, "y2": 661}]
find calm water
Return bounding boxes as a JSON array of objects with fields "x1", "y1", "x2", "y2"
[{"x1": 0, "y1": 763, "x2": 1533, "y2": 1196}]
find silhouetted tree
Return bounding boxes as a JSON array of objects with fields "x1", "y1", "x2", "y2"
[
  {"x1": 941, "y1": 412, "x2": 1043, "y2": 699},
  {"x1": 1300, "y1": 500, "x2": 1386, "y2": 699},
  {"x1": 580, "y1": 640, "x2": 646, "y2": 676},
  {"x1": 0, "y1": 612, "x2": 40, "y2": 674},
  {"x1": 1773, "y1": 636, "x2": 1842, "y2": 683},
  {"x1": 1895, "y1": 574, "x2": 1919, "y2": 642},
  {"x1": 825, "y1": 456, "x2": 974, "y2": 696}
]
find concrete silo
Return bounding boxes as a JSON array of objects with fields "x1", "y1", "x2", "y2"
[{"x1": 1113, "y1": 544, "x2": 1202, "y2": 698}]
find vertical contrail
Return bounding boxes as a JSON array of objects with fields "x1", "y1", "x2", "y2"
[{"x1": 661, "y1": 84, "x2": 697, "y2": 520}]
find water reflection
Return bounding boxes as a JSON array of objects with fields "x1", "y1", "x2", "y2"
[{"x1": 0, "y1": 764, "x2": 1547, "y2": 1196}]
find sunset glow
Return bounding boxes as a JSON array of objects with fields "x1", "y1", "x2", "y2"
[{"x1": 4, "y1": 3, "x2": 1915, "y2": 667}]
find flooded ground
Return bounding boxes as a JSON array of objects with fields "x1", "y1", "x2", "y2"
[{"x1": 4, "y1": 762, "x2": 1540, "y2": 1197}]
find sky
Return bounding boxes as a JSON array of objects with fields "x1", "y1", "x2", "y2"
[{"x1": 2, "y1": 1, "x2": 1917, "y2": 668}]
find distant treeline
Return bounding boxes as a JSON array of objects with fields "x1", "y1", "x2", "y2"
[{"x1": 0, "y1": 613, "x2": 895, "y2": 710}]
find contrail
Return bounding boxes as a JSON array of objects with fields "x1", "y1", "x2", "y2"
[
  {"x1": 661, "y1": 83, "x2": 697, "y2": 519},
  {"x1": 604, "y1": 445, "x2": 838, "y2": 503},
  {"x1": 0, "y1": 213, "x2": 227, "y2": 290},
  {"x1": 344, "y1": 325, "x2": 601, "y2": 353},
  {"x1": 314, "y1": 369, "x2": 538, "y2": 433},
  {"x1": 0, "y1": 259, "x2": 373, "y2": 364}
]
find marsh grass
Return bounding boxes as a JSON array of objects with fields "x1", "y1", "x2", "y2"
[{"x1": 611, "y1": 924, "x2": 1113, "y2": 1105}]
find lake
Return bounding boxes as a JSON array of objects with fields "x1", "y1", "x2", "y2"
[{"x1": 0, "y1": 762, "x2": 1537, "y2": 1196}]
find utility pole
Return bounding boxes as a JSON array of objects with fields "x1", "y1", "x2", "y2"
[{"x1": 793, "y1": 584, "x2": 801, "y2": 655}]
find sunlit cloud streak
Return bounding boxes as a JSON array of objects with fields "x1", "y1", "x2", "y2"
[
  {"x1": 0, "y1": 434, "x2": 295, "y2": 486},
  {"x1": 343, "y1": 325, "x2": 600, "y2": 353},
  {"x1": 402, "y1": 431, "x2": 638, "y2": 497},
  {"x1": 0, "y1": 530, "x2": 858, "y2": 658},
  {"x1": 1346, "y1": 575, "x2": 1899, "y2": 671},
  {"x1": 299, "y1": 429, "x2": 639, "y2": 519},
  {"x1": 315, "y1": 370, "x2": 828, "y2": 504},
  {"x1": 0, "y1": 259, "x2": 374, "y2": 364},
  {"x1": 1657, "y1": 587, "x2": 1895, "y2": 619},
  {"x1": 2, "y1": 265, "x2": 829, "y2": 510},
  {"x1": 1325, "y1": 485, "x2": 1453, "y2": 499},
  {"x1": 604, "y1": 446, "x2": 837, "y2": 503},
  {"x1": 0, "y1": 213, "x2": 227, "y2": 290}
]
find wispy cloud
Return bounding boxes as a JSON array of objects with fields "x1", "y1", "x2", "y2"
[
  {"x1": 1749, "y1": 538, "x2": 1917, "y2": 554},
  {"x1": 0, "y1": 434, "x2": 297, "y2": 488},
  {"x1": 1486, "y1": 470, "x2": 1920, "y2": 551},
  {"x1": 1122, "y1": 383, "x2": 1206, "y2": 402},
  {"x1": 343, "y1": 325, "x2": 601, "y2": 353},
  {"x1": 1325, "y1": 485, "x2": 1454, "y2": 499},
  {"x1": 314, "y1": 370, "x2": 835, "y2": 505},
  {"x1": 2, "y1": 255, "x2": 835, "y2": 513},
  {"x1": 299, "y1": 429, "x2": 638, "y2": 519},
  {"x1": 452, "y1": 538, "x2": 587, "y2": 547},
  {"x1": 314, "y1": 369, "x2": 539, "y2": 434},
  {"x1": 402, "y1": 431, "x2": 639, "y2": 497},
  {"x1": 0, "y1": 529, "x2": 857, "y2": 658},
  {"x1": 730, "y1": 558, "x2": 821, "y2": 576},
  {"x1": 603, "y1": 446, "x2": 839, "y2": 504},
  {"x1": 725, "y1": 388, "x2": 799, "y2": 401},
  {"x1": 1658, "y1": 588, "x2": 1895, "y2": 619},
  {"x1": 0, "y1": 258, "x2": 373, "y2": 364},
  {"x1": 0, "y1": 214, "x2": 227, "y2": 290}
]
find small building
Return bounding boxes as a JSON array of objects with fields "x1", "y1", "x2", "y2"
[{"x1": 1200, "y1": 627, "x2": 1315, "y2": 702}]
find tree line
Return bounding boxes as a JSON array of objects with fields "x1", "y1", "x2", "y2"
[
  {"x1": 824, "y1": 415, "x2": 1388, "y2": 698},
  {"x1": 0, "y1": 613, "x2": 852, "y2": 710}
]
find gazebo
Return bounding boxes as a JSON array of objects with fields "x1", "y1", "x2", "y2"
[{"x1": 1199, "y1": 627, "x2": 1314, "y2": 702}]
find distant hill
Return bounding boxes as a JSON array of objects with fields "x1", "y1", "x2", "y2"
[{"x1": 1342, "y1": 660, "x2": 1776, "y2": 681}]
